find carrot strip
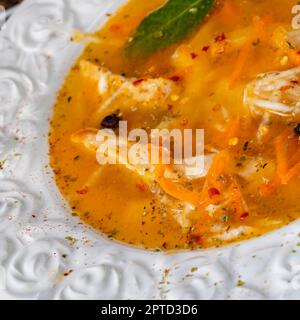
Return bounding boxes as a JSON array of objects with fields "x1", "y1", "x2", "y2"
[
  {"x1": 207, "y1": 151, "x2": 229, "y2": 182},
  {"x1": 201, "y1": 150, "x2": 231, "y2": 204},
  {"x1": 155, "y1": 164, "x2": 204, "y2": 208},
  {"x1": 154, "y1": 150, "x2": 231, "y2": 209},
  {"x1": 261, "y1": 131, "x2": 300, "y2": 194},
  {"x1": 282, "y1": 161, "x2": 300, "y2": 184}
]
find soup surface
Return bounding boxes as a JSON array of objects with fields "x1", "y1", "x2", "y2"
[{"x1": 50, "y1": 0, "x2": 300, "y2": 250}]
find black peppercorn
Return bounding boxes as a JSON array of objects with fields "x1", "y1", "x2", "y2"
[
  {"x1": 294, "y1": 123, "x2": 300, "y2": 137},
  {"x1": 101, "y1": 114, "x2": 121, "y2": 129}
]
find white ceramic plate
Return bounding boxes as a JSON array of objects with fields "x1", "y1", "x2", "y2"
[{"x1": 1, "y1": 0, "x2": 300, "y2": 300}]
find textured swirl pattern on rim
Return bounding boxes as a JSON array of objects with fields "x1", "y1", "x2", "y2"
[{"x1": 1, "y1": 0, "x2": 300, "y2": 300}]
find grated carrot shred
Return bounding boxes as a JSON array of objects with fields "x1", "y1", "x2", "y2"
[
  {"x1": 155, "y1": 164, "x2": 204, "y2": 208},
  {"x1": 282, "y1": 161, "x2": 300, "y2": 184}
]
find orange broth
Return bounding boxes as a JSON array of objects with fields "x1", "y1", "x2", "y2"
[{"x1": 49, "y1": 0, "x2": 300, "y2": 249}]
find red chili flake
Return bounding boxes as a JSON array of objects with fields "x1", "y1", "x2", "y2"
[
  {"x1": 169, "y1": 75, "x2": 181, "y2": 82},
  {"x1": 208, "y1": 187, "x2": 221, "y2": 198},
  {"x1": 136, "y1": 183, "x2": 148, "y2": 193},
  {"x1": 280, "y1": 85, "x2": 293, "y2": 91},
  {"x1": 168, "y1": 104, "x2": 174, "y2": 111},
  {"x1": 190, "y1": 234, "x2": 203, "y2": 245},
  {"x1": 240, "y1": 212, "x2": 249, "y2": 221},
  {"x1": 202, "y1": 46, "x2": 210, "y2": 52},
  {"x1": 190, "y1": 52, "x2": 198, "y2": 59},
  {"x1": 76, "y1": 186, "x2": 89, "y2": 195},
  {"x1": 133, "y1": 79, "x2": 144, "y2": 86},
  {"x1": 215, "y1": 33, "x2": 226, "y2": 42}
]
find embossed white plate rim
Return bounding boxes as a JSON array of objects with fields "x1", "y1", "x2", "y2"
[{"x1": 0, "y1": 0, "x2": 300, "y2": 300}]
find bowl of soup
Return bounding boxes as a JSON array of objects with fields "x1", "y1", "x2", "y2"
[{"x1": 49, "y1": 0, "x2": 300, "y2": 251}]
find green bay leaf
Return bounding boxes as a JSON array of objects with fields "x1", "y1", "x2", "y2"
[{"x1": 125, "y1": 0, "x2": 215, "y2": 58}]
